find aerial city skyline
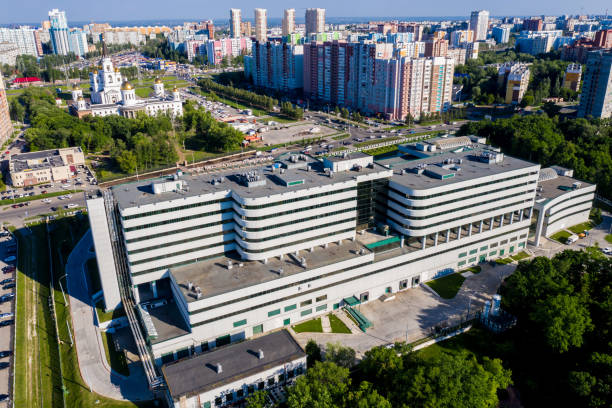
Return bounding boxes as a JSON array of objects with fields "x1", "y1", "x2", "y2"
[{"x1": 0, "y1": 2, "x2": 610, "y2": 408}]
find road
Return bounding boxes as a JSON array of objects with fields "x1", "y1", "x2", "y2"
[{"x1": 65, "y1": 230, "x2": 152, "y2": 401}]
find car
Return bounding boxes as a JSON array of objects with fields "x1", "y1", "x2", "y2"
[
  {"x1": 3, "y1": 256, "x2": 15, "y2": 263},
  {"x1": 41, "y1": 190, "x2": 47, "y2": 194},
  {"x1": 603, "y1": 247, "x2": 612, "y2": 255},
  {"x1": 0, "y1": 350, "x2": 11, "y2": 358},
  {"x1": 0, "y1": 362, "x2": 9, "y2": 369},
  {"x1": 3, "y1": 283, "x2": 15, "y2": 290},
  {"x1": 0, "y1": 278, "x2": 14, "y2": 285},
  {"x1": 0, "y1": 320, "x2": 13, "y2": 327},
  {"x1": 42, "y1": 198, "x2": 51, "y2": 203},
  {"x1": 0, "y1": 313, "x2": 13, "y2": 319}
]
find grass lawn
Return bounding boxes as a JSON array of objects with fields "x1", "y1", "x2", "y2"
[
  {"x1": 331, "y1": 133, "x2": 349, "y2": 140},
  {"x1": 416, "y1": 326, "x2": 506, "y2": 362},
  {"x1": 426, "y1": 273, "x2": 466, "y2": 299},
  {"x1": 550, "y1": 230, "x2": 572, "y2": 243},
  {"x1": 568, "y1": 221, "x2": 594, "y2": 234},
  {"x1": 496, "y1": 258, "x2": 515, "y2": 265},
  {"x1": 0, "y1": 190, "x2": 83, "y2": 206},
  {"x1": 101, "y1": 331, "x2": 130, "y2": 376},
  {"x1": 95, "y1": 300, "x2": 126, "y2": 324},
  {"x1": 49, "y1": 217, "x2": 147, "y2": 407},
  {"x1": 606, "y1": 234, "x2": 612, "y2": 244},
  {"x1": 363, "y1": 145, "x2": 399, "y2": 157},
  {"x1": 510, "y1": 251, "x2": 530, "y2": 262},
  {"x1": 329, "y1": 314, "x2": 352, "y2": 334},
  {"x1": 462, "y1": 265, "x2": 482, "y2": 274},
  {"x1": 293, "y1": 318, "x2": 323, "y2": 333}
]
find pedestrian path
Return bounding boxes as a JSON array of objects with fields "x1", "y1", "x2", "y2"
[
  {"x1": 66, "y1": 230, "x2": 152, "y2": 401},
  {"x1": 321, "y1": 314, "x2": 331, "y2": 333}
]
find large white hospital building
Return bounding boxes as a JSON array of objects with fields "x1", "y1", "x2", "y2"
[{"x1": 87, "y1": 136, "x2": 594, "y2": 371}]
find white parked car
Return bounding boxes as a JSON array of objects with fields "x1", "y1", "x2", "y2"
[
  {"x1": 603, "y1": 247, "x2": 612, "y2": 255},
  {"x1": 42, "y1": 198, "x2": 52, "y2": 203},
  {"x1": 66, "y1": 203, "x2": 78, "y2": 209}
]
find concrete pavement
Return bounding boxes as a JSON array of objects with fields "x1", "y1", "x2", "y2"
[
  {"x1": 65, "y1": 230, "x2": 152, "y2": 401},
  {"x1": 292, "y1": 262, "x2": 514, "y2": 357}
]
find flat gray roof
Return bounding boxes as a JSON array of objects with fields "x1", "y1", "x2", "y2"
[
  {"x1": 171, "y1": 239, "x2": 369, "y2": 302},
  {"x1": 537, "y1": 175, "x2": 594, "y2": 200},
  {"x1": 112, "y1": 157, "x2": 389, "y2": 211},
  {"x1": 162, "y1": 330, "x2": 305, "y2": 399},
  {"x1": 148, "y1": 302, "x2": 191, "y2": 344},
  {"x1": 379, "y1": 146, "x2": 538, "y2": 191}
]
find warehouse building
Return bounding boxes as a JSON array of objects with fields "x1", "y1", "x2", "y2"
[{"x1": 9, "y1": 147, "x2": 85, "y2": 186}]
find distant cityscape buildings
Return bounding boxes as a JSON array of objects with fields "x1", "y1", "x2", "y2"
[
  {"x1": 254, "y1": 8, "x2": 268, "y2": 42},
  {"x1": 469, "y1": 10, "x2": 489, "y2": 41},
  {"x1": 305, "y1": 8, "x2": 326, "y2": 35},
  {"x1": 48, "y1": 8, "x2": 71, "y2": 55},
  {"x1": 282, "y1": 8, "x2": 296, "y2": 36},
  {"x1": 230, "y1": 8, "x2": 242, "y2": 39},
  {"x1": 578, "y1": 50, "x2": 612, "y2": 119}
]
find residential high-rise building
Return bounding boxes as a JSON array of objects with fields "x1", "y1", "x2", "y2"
[
  {"x1": 563, "y1": 63, "x2": 582, "y2": 92},
  {"x1": 48, "y1": 8, "x2": 71, "y2": 55},
  {"x1": 69, "y1": 29, "x2": 88, "y2": 57},
  {"x1": 594, "y1": 29, "x2": 612, "y2": 48},
  {"x1": 203, "y1": 20, "x2": 215, "y2": 40},
  {"x1": 283, "y1": 9, "x2": 296, "y2": 36},
  {"x1": 241, "y1": 22, "x2": 252, "y2": 37},
  {"x1": 492, "y1": 26, "x2": 511, "y2": 44},
  {"x1": 523, "y1": 18, "x2": 543, "y2": 32},
  {"x1": 578, "y1": 51, "x2": 612, "y2": 119},
  {"x1": 469, "y1": 10, "x2": 489, "y2": 41},
  {"x1": 205, "y1": 37, "x2": 252, "y2": 65},
  {"x1": 230, "y1": 9, "x2": 241, "y2": 39},
  {"x1": 424, "y1": 38, "x2": 449, "y2": 57},
  {"x1": 498, "y1": 63, "x2": 531, "y2": 104},
  {"x1": 305, "y1": 8, "x2": 325, "y2": 35},
  {"x1": 248, "y1": 41, "x2": 303, "y2": 91},
  {"x1": 0, "y1": 73, "x2": 11, "y2": 146},
  {"x1": 450, "y1": 30, "x2": 473, "y2": 46},
  {"x1": 0, "y1": 43, "x2": 19, "y2": 65},
  {"x1": 0, "y1": 27, "x2": 41, "y2": 57},
  {"x1": 398, "y1": 23, "x2": 424, "y2": 41},
  {"x1": 254, "y1": 9, "x2": 267, "y2": 42}
]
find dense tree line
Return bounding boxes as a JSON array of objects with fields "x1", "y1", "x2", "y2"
[
  {"x1": 141, "y1": 38, "x2": 189, "y2": 64},
  {"x1": 246, "y1": 340, "x2": 511, "y2": 408},
  {"x1": 280, "y1": 101, "x2": 304, "y2": 120},
  {"x1": 11, "y1": 90, "x2": 246, "y2": 175},
  {"x1": 198, "y1": 78, "x2": 278, "y2": 111},
  {"x1": 500, "y1": 250, "x2": 612, "y2": 407},
  {"x1": 458, "y1": 115, "x2": 612, "y2": 199}
]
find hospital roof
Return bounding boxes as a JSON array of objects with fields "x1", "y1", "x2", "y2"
[{"x1": 112, "y1": 156, "x2": 390, "y2": 211}]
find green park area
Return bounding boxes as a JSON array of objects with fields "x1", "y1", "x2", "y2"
[
  {"x1": 426, "y1": 273, "x2": 466, "y2": 299},
  {"x1": 293, "y1": 318, "x2": 323, "y2": 333},
  {"x1": 550, "y1": 229, "x2": 572, "y2": 243}
]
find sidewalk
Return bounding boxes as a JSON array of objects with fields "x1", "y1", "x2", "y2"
[{"x1": 65, "y1": 230, "x2": 152, "y2": 401}]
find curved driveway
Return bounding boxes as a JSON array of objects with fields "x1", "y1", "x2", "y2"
[{"x1": 65, "y1": 230, "x2": 152, "y2": 401}]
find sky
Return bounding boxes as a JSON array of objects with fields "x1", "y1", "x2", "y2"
[{"x1": 0, "y1": 0, "x2": 610, "y2": 24}]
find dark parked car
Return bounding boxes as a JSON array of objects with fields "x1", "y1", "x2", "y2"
[
  {"x1": 0, "y1": 278, "x2": 14, "y2": 285},
  {"x1": 0, "y1": 294, "x2": 15, "y2": 302},
  {"x1": 0, "y1": 362, "x2": 9, "y2": 369},
  {"x1": 3, "y1": 283, "x2": 15, "y2": 290},
  {"x1": 0, "y1": 350, "x2": 11, "y2": 358},
  {"x1": 0, "y1": 320, "x2": 13, "y2": 327},
  {"x1": 0, "y1": 393, "x2": 8, "y2": 401}
]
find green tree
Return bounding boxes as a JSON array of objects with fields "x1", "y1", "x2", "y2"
[
  {"x1": 287, "y1": 361, "x2": 350, "y2": 408},
  {"x1": 305, "y1": 339, "x2": 321, "y2": 368},
  {"x1": 347, "y1": 382, "x2": 391, "y2": 408},
  {"x1": 245, "y1": 390, "x2": 268, "y2": 408},
  {"x1": 325, "y1": 342, "x2": 356, "y2": 368}
]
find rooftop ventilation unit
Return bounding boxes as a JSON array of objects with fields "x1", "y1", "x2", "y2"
[{"x1": 238, "y1": 171, "x2": 267, "y2": 188}]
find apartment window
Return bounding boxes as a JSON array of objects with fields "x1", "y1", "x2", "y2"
[
  {"x1": 316, "y1": 304, "x2": 327, "y2": 312},
  {"x1": 490, "y1": 242, "x2": 498, "y2": 248},
  {"x1": 520, "y1": 234, "x2": 527, "y2": 239},
  {"x1": 316, "y1": 295, "x2": 327, "y2": 302},
  {"x1": 510, "y1": 236, "x2": 518, "y2": 242},
  {"x1": 268, "y1": 309, "x2": 281, "y2": 317},
  {"x1": 301, "y1": 309, "x2": 312, "y2": 317},
  {"x1": 480, "y1": 245, "x2": 488, "y2": 251},
  {"x1": 458, "y1": 252, "x2": 467, "y2": 258},
  {"x1": 284, "y1": 304, "x2": 297, "y2": 312},
  {"x1": 283, "y1": 318, "x2": 291, "y2": 325},
  {"x1": 469, "y1": 257, "x2": 477, "y2": 263},
  {"x1": 233, "y1": 319, "x2": 247, "y2": 327},
  {"x1": 469, "y1": 249, "x2": 477, "y2": 255},
  {"x1": 500, "y1": 239, "x2": 508, "y2": 245},
  {"x1": 458, "y1": 260, "x2": 466, "y2": 266},
  {"x1": 489, "y1": 250, "x2": 497, "y2": 256},
  {"x1": 300, "y1": 299, "x2": 312, "y2": 307}
]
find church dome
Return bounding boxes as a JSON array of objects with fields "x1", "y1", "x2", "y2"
[
  {"x1": 172, "y1": 86, "x2": 179, "y2": 92},
  {"x1": 114, "y1": 67, "x2": 120, "y2": 72},
  {"x1": 121, "y1": 81, "x2": 133, "y2": 90},
  {"x1": 72, "y1": 83, "x2": 79, "y2": 90},
  {"x1": 77, "y1": 96, "x2": 84, "y2": 101},
  {"x1": 92, "y1": 69, "x2": 98, "y2": 74},
  {"x1": 154, "y1": 77, "x2": 162, "y2": 84}
]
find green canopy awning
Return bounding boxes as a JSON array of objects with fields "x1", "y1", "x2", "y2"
[{"x1": 343, "y1": 296, "x2": 360, "y2": 306}]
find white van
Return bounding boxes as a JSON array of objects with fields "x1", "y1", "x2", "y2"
[{"x1": 566, "y1": 234, "x2": 579, "y2": 245}]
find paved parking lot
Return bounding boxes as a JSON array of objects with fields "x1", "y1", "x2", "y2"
[{"x1": 0, "y1": 230, "x2": 17, "y2": 405}]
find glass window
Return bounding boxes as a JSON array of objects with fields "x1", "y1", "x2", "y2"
[
  {"x1": 226, "y1": 393, "x2": 233, "y2": 402},
  {"x1": 202, "y1": 402, "x2": 211, "y2": 408},
  {"x1": 301, "y1": 309, "x2": 312, "y2": 316},
  {"x1": 333, "y1": 303, "x2": 340, "y2": 310},
  {"x1": 458, "y1": 252, "x2": 467, "y2": 258},
  {"x1": 480, "y1": 245, "x2": 488, "y2": 251},
  {"x1": 489, "y1": 250, "x2": 497, "y2": 256},
  {"x1": 469, "y1": 249, "x2": 477, "y2": 255},
  {"x1": 316, "y1": 304, "x2": 327, "y2": 312},
  {"x1": 458, "y1": 260, "x2": 466, "y2": 266},
  {"x1": 236, "y1": 389, "x2": 244, "y2": 398},
  {"x1": 284, "y1": 304, "x2": 297, "y2": 312},
  {"x1": 283, "y1": 318, "x2": 290, "y2": 325},
  {"x1": 214, "y1": 397, "x2": 222, "y2": 406},
  {"x1": 315, "y1": 295, "x2": 327, "y2": 302},
  {"x1": 268, "y1": 378, "x2": 275, "y2": 386},
  {"x1": 233, "y1": 319, "x2": 247, "y2": 327},
  {"x1": 268, "y1": 309, "x2": 281, "y2": 317},
  {"x1": 248, "y1": 385, "x2": 255, "y2": 394},
  {"x1": 469, "y1": 257, "x2": 477, "y2": 263},
  {"x1": 300, "y1": 299, "x2": 312, "y2": 307},
  {"x1": 252, "y1": 324, "x2": 263, "y2": 335}
]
